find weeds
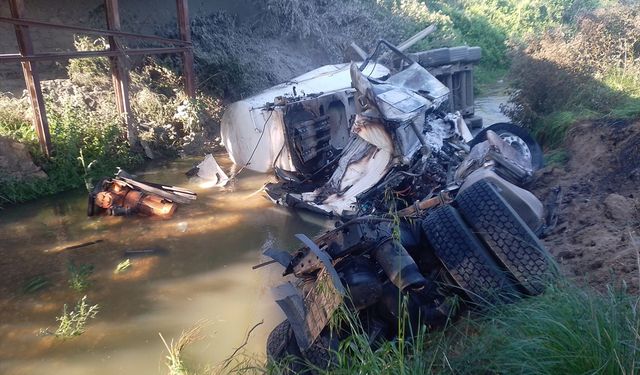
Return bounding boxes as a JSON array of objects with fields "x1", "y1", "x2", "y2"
[
  {"x1": 544, "y1": 149, "x2": 569, "y2": 167},
  {"x1": 260, "y1": 281, "x2": 640, "y2": 374},
  {"x1": 67, "y1": 261, "x2": 94, "y2": 293},
  {"x1": 114, "y1": 259, "x2": 131, "y2": 274},
  {"x1": 22, "y1": 275, "x2": 50, "y2": 294},
  {"x1": 67, "y1": 36, "x2": 111, "y2": 87},
  {"x1": 40, "y1": 295, "x2": 100, "y2": 339},
  {"x1": 159, "y1": 322, "x2": 207, "y2": 375}
]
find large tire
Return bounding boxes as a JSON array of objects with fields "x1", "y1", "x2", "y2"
[
  {"x1": 469, "y1": 122, "x2": 544, "y2": 170},
  {"x1": 266, "y1": 320, "x2": 335, "y2": 374},
  {"x1": 422, "y1": 205, "x2": 516, "y2": 305},
  {"x1": 455, "y1": 180, "x2": 554, "y2": 295},
  {"x1": 266, "y1": 320, "x2": 305, "y2": 373}
]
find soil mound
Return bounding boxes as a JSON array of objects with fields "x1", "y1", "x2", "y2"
[
  {"x1": 0, "y1": 136, "x2": 47, "y2": 182},
  {"x1": 533, "y1": 120, "x2": 640, "y2": 291}
]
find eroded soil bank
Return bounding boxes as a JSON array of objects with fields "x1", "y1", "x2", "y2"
[{"x1": 533, "y1": 121, "x2": 640, "y2": 291}]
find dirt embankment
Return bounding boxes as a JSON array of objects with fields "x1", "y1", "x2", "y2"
[{"x1": 532, "y1": 120, "x2": 640, "y2": 291}]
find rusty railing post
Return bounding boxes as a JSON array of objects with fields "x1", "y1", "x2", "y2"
[
  {"x1": 176, "y1": 0, "x2": 196, "y2": 98},
  {"x1": 105, "y1": 0, "x2": 137, "y2": 147},
  {"x1": 9, "y1": 0, "x2": 52, "y2": 157}
]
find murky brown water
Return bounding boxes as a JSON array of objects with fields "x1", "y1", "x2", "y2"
[
  {"x1": 474, "y1": 84, "x2": 511, "y2": 127},
  {"x1": 0, "y1": 155, "x2": 332, "y2": 375}
]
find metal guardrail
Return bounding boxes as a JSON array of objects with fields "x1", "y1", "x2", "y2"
[{"x1": 0, "y1": 0, "x2": 196, "y2": 156}]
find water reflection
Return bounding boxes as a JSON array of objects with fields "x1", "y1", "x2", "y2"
[{"x1": 0, "y1": 155, "x2": 331, "y2": 375}]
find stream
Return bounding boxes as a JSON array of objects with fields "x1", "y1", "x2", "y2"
[{"x1": 0, "y1": 156, "x2": 332, "y2": 375}]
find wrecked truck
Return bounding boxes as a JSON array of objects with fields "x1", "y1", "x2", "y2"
[
  {"x1": 221, "y1": 41, "x2": 543, "y2": 218},
  {"x1": 229, "y1": 41, "x2": 556, "y2": 371}
]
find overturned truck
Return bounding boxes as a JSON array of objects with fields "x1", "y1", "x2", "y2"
[{"x1": 222, "y1": 39, "x2": 554, "y2": 371}]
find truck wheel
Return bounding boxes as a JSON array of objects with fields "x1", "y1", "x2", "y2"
[
  {"x1": 469, "y1": 123, "x2": 544, "y2": 170},
  {"x1": 266, "y1": 320, "x2": 335, "y2": 373},
  {"x1": 422, "y1": 205, "x2": 516, "y2": 305},
  {"x1": 455, "y1": 180, "x2": 555, "y2": 295},
  {"x1": 266, "y1": 320, "x2": 305, "y2": 373}
]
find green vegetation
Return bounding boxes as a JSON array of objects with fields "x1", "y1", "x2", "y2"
[
  {"x1": 505, "y1": 3, "x2": 640, "y2": 148},
  {"x1": 0, "y1": 94, "x2": 144, "y2": 204},
  {"x1": 2, "y1": 0, "x2": 630, "y2": 205},
  {"x1": 159, "y1": 323, "x2": 206, "y2": 375},
  {"x1": 67, "y1": 261, "x2": 94, "y2": 293},
  {"x1": 260, "y1": 282, "x2": 640, "y2": 374},
  {"x1": 544, "y1": 149, "x2": 569, "y2": 167},
  {"x1": 22, "y1": 275, "x2": 50, "y2": 294},
  {"x1": 114, "y1": 259, "x2": 132, "y2": 274},
  {"x1": 0, "y1": 51, "x2": 221, "y2": 206},
  {"x1": 52, "y1": 296, "x2": 100, "y2": 339}
]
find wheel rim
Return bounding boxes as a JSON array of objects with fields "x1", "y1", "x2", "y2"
[{"x1": 499, "y1": 132, "x2": 532, "y2": 162}]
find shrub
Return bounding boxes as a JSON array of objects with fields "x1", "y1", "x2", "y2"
[
  {"x1": 505, "y1": 3, "x2": 640, "y2": 148},
  {"x1": 67, "y1": 36, "x2": 111, "y2": 87},
  {"x1": 0, "y1": 93, "x2": 143, "y2": 205}
]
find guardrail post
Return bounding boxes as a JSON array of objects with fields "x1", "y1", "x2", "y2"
[
  {"x1": 9, "y1": 0, "x2": 52, "y2": 157},
  {"x1": 105, "y1": 0, "x2": 137, "y2": 147},
  {"x1": 176, "y1": 0, "x2": 196, "y2": 98}
]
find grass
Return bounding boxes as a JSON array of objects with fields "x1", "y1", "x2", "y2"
[
  {"x1": 544, "y1": 149, "x2": 569, "y2": 167},
  {"x1": 504, "y1": 4, "x2": 640, "y2": 151},
  {"x1": 114, "y1": 259, "x2": 132, "y2": 274},
  {"x1": 159, "y1": 322, "x2": 207, "y2": 375},
  {"x1": 258, "y1": 282, "x2": 640, "y2": 374},
  {"x1": 0, "y1": 98, "x2": 144, "y2": 205},
  {"x1": 22, "y1": 275, "x2": 50, "y2": 294},
  {"x1": 39, "y1": 295, "x2": 100, "y2": 339},
  {"x1": 443, "y1": 283, "x2": 640, "y2": 374},
  {"x1": 67, "y1": 261, "x2": 94, "y2": 293}
]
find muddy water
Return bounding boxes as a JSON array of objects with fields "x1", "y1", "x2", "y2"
[
  {"x1": 474, "y1": 84, "x2": 511, "y2": 126},
  {"x1": 0, "y1": 156, "x2": 332, "y2": 375}
]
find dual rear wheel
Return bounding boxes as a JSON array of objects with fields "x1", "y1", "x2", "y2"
[{"x1": 422, "y1": 179, "x2": 555, "y2": 304}]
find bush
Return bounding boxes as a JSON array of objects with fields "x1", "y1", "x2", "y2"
[
  {"x1": 0, "y1": 94, "x2": 143, "y2": 205},
  {"x1": 67, "y1": 36, "x2": 111, "y2": 87},
  {"x1": 505, "y1": 3, "x2": 640, "y2": 148}
]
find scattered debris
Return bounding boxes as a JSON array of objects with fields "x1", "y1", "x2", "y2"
[
  {"x1": 45, "y1": 239, "x2": 105, "y2": 253},
  {"x1": 249, "y1": 41, "x2": 543, "y2": 218},
  {"x1": 87, "y1": 169, "x2": 196, "y2": 218},
  {"x1": 264, "y1": 181, "x2": 555, "y2": 371},
  {"x1": 123, "y1": 248, "x2": 169, "y2": 258},
  {"x1": 186, "y1": 154, "x2": 229, "y2": 188}
]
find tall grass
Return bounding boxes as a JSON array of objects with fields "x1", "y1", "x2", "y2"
[
  {"x1": 444, "y1": 283, "x2": 640, "y2": 374},
  {"x1": 261, "y1": 282, "x2": 640, "y2": 374}
]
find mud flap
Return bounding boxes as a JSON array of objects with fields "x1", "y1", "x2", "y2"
[{"x1": 274, "y1": 234, "x2": 345, "y2": 351}]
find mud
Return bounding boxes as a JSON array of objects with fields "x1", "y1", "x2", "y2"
[{"x1": 532, "y1": 120, "x2": 640, "y2": 291}]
